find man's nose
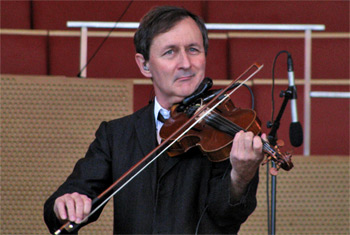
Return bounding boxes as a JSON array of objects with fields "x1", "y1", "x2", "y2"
[{"x1": 178, "y1": 50, "x2": 191, "y2": 69}]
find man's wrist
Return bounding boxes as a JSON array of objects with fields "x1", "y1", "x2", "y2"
[{"x1": 229, "y1": 169, "x2": 250, "y2": 203}]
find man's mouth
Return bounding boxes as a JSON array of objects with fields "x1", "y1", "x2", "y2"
[{"x1": 175, "y1": 73, "x2": 195, "y2": 81}]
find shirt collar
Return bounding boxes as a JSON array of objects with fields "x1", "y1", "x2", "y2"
[{"x1": 154, "y1": 97, "x2": 170, "y2": 125}]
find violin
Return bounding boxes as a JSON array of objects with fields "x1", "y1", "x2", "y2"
[
  {"x1": 160, "y1": 87, "x2": 293, "y2": 175},
  {"x1": 54, "y1": 63, "x2": 292, "y2": 234}
]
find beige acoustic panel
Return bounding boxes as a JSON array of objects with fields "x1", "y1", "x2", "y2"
[
  {"x1": 240, "y1": 156, "x2": 349, "y2": 235},
  {"x1": 1, "y1": 75, "x2": 349, "y2": 234},
  {"x1": 1, "y1": 75, "x2": 133, "y2": 234}
]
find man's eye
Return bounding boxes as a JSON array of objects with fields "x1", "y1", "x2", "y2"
[
  {"x1": 163, "y1": 50, "x2": 174, "y2": 55},
  {"x1": 189, "y1": 47, "x2": 200, "y2": 53}
]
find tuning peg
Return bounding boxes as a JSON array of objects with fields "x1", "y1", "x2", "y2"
[
  {"x1": 269, "y1": 167, "x2": 278, "y2": 176},
  {"x1": 276, "y1": 139, "x2": 285, "y2": 147},
  {"x1": 261, "y1": 155, "x2": 272, "y2": 166},
  {"x1": 269, "y1": 163, "x2": 281, "y2": 176}
]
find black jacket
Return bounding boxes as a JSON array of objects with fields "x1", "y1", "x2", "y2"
[{"x1": 44, "y1": 102, "x2": 259, "y2": 234}]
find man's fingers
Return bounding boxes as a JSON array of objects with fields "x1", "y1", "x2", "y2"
[
  {"x1": 253, "y1": 135, "x2": 263, "y2": 151},
  {"x1": 72, "y1": 193, "x2": 84, "y2": 224},
  {"x1": 232, "y1": 131, "x2": 256, "y2": 159},
  {"x1": 54, "y1": 198, "x2": 68, "y2": 221},
  {"x1": 65, "y1": 195, "x2": 77, "y2": 222},
  {"x1": 243, "y1": 131, "x2": 255, "y2": 151},
  {"x1": 73, "y1": 194, "x2": 92, "y2": 223},
  {"x1": 53, "y1": 193, "x2": 92, "y2": 224},
  {"x1": 232, "y1": 130, "x2": 244, "y2": 155},
  {"x1": 83, "y1": 196, "x2": 92, "y2": 218}
]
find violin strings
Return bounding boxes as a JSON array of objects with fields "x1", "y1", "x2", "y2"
[
  {"x1": 205, "y1": 111, "x2": 277, "y2": 154},
  {"x1": 214, "y1": 114, "x2": 277, "y2": 155},
  {"x1": 205, "y1": 111, "x2": 245, "y2": 135}
]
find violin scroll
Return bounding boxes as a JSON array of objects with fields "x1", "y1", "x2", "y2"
[{"x1": 261, "y1": 139, "x2": 293, "y2": 176}]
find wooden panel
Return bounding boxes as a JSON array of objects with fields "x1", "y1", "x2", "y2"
[
  {"x1": 48, "y1": 35, "x2": 141, "y2": 78},
  {"x1": 1, "y1": 34, "x2": 48, "y2": 75},
  {"x1": 240, "y1": 156, "x2": 349, "y2": 234},
  {"x1": 228, "y1": 37, "x2": 305, "y2": 80},
  {"x1": 312, "y1": 38, "x2": 350, "y2": 79},
  {"x1": 1, "y1": 75, "x2": 133, "y2": 234},
  {"x1": 205, "y1": 1, "x2": 349, "y2": 32},
  {"x1": 0, "y1": 0, "x2": 32, "y2": 29},
  {"x1": 32, "y1": 1, "x2": 204, "y2": 30},
  {"x1": 85, "y1": 37, "x2": 140, "y2": 78},
  {"x1": 206, "y1": 36, "x2": 229, "y2": 80},
  {"x1": 133, "y1": 84, "x2": 154, "y2": 112},
  {"x1": 48, "y1": 36, "x2": 80, "y2": 77},
  {"x1": 228, "y1": 37, "x2": 349, "y2": 81},
  {"x1": 309, "y1": 85, "x2": 350, "y2": 155}
]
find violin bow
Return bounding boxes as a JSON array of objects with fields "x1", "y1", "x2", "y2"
[{"x1": 54, "y1": 62, "x2": 263, "y2": 234}]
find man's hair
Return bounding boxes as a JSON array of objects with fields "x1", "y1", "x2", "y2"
[{"x1": 134, "y1": 6, "x2": 208, "y2": 61}]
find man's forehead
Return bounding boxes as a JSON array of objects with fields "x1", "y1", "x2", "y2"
[{"x1": 150, "y1": 18, "x2": 203, "y2": 48}]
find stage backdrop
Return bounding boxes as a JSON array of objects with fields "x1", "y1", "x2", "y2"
[
  {"x1": 1, "y1": 75, "x2": 349, "y2": 234},
  {"x1": 1, "y1": 75, "x2": 133, "y2": 234}
]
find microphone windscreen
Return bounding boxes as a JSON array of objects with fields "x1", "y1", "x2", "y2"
[{"x1": 289, "y1": 122, "x2": 303, "y2": 147}]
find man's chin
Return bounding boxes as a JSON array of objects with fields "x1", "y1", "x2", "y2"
[{"x1": 173, "y1": 79, "x2": 204, "y2": 101}]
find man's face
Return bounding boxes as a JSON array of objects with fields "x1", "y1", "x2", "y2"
[{"x1": 145, "y1": 17, "x2": 206, "y2": 109}]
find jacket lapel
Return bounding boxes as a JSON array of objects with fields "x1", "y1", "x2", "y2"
[
  {"x1": 158, "y1": 152, "x2": 182, "y2": 180},
  {"x1": 135, "y1": 102, "x2": 157, "y2": 157},
  {"x1": 134, "y1": 103, "x2": 158, "y2": 196},
  {"x1": 134, "y1": 102, "x2": 182, "y2": 186}
]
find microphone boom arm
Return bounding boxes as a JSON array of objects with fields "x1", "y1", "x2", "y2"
[{"x1": 267, "y1": 86, "x2": 294, "y2": 145}]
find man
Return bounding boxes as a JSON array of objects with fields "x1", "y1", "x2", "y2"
[{"x1": 44, "y1": 6, "x2": 265, "y2": 234}]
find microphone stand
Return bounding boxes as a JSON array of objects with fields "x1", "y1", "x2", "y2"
[{"x1": 266, "y1": 86, "x2": 294, "y2": 235}]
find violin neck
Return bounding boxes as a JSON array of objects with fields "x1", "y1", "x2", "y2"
[
  {"x1": 205, "y1": 112, "x2": 242, "y2": 137},
  {"x1": 205, "y1": 112, "x2": 278, "y2": 157},
  {"x1": 261, "y1": 139, "x2": 278, "y2": 157}
]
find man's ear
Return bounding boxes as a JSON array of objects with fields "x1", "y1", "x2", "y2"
[{"x1": 135, "y1": 53, "x2": 152, "y2": 78}]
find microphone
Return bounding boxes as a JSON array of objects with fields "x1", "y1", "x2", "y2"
[{"x1": 287, "y1": 54, "x2": 303, "y2": 147}]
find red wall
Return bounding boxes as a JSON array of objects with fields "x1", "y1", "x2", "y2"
[
  {"x1": 1, "y1": 34, "x2": 48, "y2": 75},
  {"x1": 1, "y1": 0, "x2": 32, "y2": 29},
  {"x1": 204, "y1": 1, "x2": 349, "y2": 32},
  {"x1": 1, "y1": 1, "x2": 349, "y2": 155},
  {"x1": 2, "y1": 1, "x2": 348, "y2": 32}
]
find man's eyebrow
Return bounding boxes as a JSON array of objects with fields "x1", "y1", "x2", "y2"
[
  {"x1": 157, "y1": 44, "x2": 176, "y2": 51},
  {"x1": 162, "y1": 43, "x2": 201, "y2": 49},
  {"x1": 158, "y1": 42, "x2": 202, "y2": 53},
  {"x1": 188, "y1": 43, "x2": 201, "y2": 47},
  {"x1": 164, "y1": 45, "x2": 176, "y2": 49}
]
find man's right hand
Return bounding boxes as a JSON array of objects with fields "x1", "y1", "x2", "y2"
[{"x1": 54, "y1": 192, "x2": 92, "y2": 224}]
